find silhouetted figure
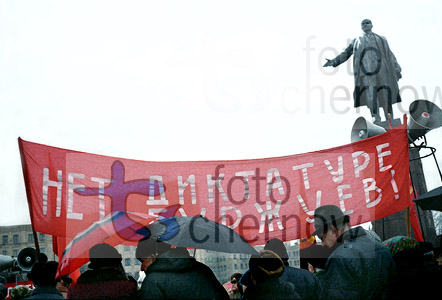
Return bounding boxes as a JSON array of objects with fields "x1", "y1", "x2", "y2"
[
  {"x1": 136, "y1": 237, "x2": 229, "y2": 300},
  {"x1": 385, "y1": 237, "x2": 442, "y2": 299},
  {"x1": 264, "y1": 238, "x2": 319, "y2": 300},
  {"x1": 27, "y1": 261, "x2": 65, "y2": 299},
  {"x1": 67, "y1": 243, "x2": 137, "y2": 300},
  {"x1": 242, "y1": 250, "x2": 300, "y2": 300},
  {"x1": 0, "y1": 283, "x2": 7, "y2": 300}
]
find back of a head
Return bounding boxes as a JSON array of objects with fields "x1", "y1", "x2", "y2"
[
  {"x1": 28, "y1": 261, "x2": 59, "y2": 287},
  {"x1": 264, "y1": 238, "x2": 288, "y2": 261},
  {"x1": 136, "y1": 237, "x2": 171, "y2": 261},
  {"x1": 88, "y1": 243, "x2": 122, "y2": 269},
  {"x1": 248, "y1": 250, "x2": 284, "y2": 282}
]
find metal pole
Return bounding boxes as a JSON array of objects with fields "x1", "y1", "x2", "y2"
[
  {"x1": 431, "y1": 148, "x2": 442, "y2": 182},
  {"x1": 18, "y1": 138, "x2": 42, "y2": 262}
]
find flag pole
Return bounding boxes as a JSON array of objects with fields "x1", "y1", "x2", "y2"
[{"x1": 18, "y1": 137, "x2": 42, "y2": 262}]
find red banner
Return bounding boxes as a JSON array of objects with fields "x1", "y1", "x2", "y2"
[{"x1": 19, "y1": 123, "x2": 410, "y2": 245}]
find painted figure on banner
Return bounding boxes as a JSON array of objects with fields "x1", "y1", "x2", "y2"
[{"x1": 323, "y1": 19, "x2": 402, "y2": 124}]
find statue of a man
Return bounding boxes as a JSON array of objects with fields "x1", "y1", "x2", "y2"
[{"x1": 324, "y1": 19, "x2": 402, "y2": 123}]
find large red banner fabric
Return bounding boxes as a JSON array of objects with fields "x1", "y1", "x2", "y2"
[{"x1": 19, "y1": 124, "x2": 410, "y2": 245}]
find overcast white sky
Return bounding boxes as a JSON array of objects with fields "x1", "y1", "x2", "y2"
[{"x1": 1, "y1": 0, "x2": 441, "y2": 226}]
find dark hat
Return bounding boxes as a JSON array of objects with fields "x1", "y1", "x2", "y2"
[
  {"x1": 248, "y1": 250, "x2": 284, "y2": 281},
  {"x1": 88, "y1": 243, "x2": 122, "y2": 269},
  {"x1": 238, "y1": 270, "x2": 252, "y2": 287},
  {"x1": 312, "y1": 205, "x2": 349, "y2": 236},
  {"x1": 264, "y1": 238, "x2": 288, "y2": 260},
  {"x1": 28, "y1": 261, "x2": 59, "y2": 286},
  {"x1": 230, "y1": 272, "x2": 242, "y2": 283},
  {"x1": 136, "y1": 237, "x2": 171, "y2": 262}
]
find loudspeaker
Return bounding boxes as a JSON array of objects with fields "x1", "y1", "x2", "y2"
[
  {"x1": 351, "y1": 116, "x2": 386, "y2": 142},
  {"x1": 0, "y1": 254, "x2": 15, "y2": 272},
  {"x1": 17, "y1": 247, "x2": 38, "y2": 272},
  {"x1": 408, "y1": 100, "x2": 442, "y2": 142}
]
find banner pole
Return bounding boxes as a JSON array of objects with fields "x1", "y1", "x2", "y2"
[
  {"x1": 18, "y1": 138, "x2": 42, "y2": 262},
  {"x1": 404, "y1": 207, "x2": 411, "y2": 237},
  {"x1": 409, "y1": 169, "x2": 425, "y2": 241}
]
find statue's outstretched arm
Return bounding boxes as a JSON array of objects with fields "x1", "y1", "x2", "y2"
[{"x1": 323, "y1": 39, "x2": 355, "y2": 68}]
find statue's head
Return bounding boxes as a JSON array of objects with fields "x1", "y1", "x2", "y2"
[{"x1": 361, "y1": 19, "x2": 373, "y2": 33}]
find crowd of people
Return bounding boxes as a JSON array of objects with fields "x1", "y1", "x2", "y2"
[{"x1": 1, "y1": 204, "x2": 442, "y2": 300}]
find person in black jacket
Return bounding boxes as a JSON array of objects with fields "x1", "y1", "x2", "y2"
[
  {"x1": 27, "y1": 261, "x2": 66, "y2": 299},
  {"x1": 312, "y1": 205, "x2": 396, "y2": 300},
  {"x1": 67, "y1": 243, "x2": 137, "y2": 300},
  {"x1": 264, "y1": 238, "x2": 320, "y2": 300},
  {"x1": 242, "y1": 250, "x2": 300, "y2": 300},
  {"x1": 136, "y1": 237, "x2": 229, "y2": 300}
]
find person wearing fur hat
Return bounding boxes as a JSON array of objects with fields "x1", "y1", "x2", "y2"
[
  {"x1": 264, "y1": 238, "x2": 320, "y2": 300},
  {"x1": 242, "y1": 250, "x2": 300, "y2": 300},
  {"x1": 312, "y1": 205, "x2": 396, "y2": 300}
]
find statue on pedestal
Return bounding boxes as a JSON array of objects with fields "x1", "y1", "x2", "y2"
[{"x1": 324, "y1": 19, "x2": 402, "y2": 125}]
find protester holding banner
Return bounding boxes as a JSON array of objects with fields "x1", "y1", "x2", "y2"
[
  {"x1": 312, "y1": 205, "x2": 396, "y2": 300},
  {"x1": 135, "y1": 237, "x2": 229, "y2": 300}
]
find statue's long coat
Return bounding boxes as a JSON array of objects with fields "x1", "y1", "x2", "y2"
[{"x1": 330, "y1": 33, "x2": 402, "y2": 109}]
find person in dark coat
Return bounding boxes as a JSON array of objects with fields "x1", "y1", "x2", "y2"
[
  {"x1": 136, "y1": 237, "x2": 229, "y2": 300},
  {"x1": 385, "y1": 237, "x2": 442, "y2": 299},
  {"x1": 242, "y1": 250, "x2": 300, "y2": 300},
  {"x1": 264, "y1": 238, "x2": 320, "y2": 300},
  {"x1": 0, "y1": 283, "x2": 7, "y2": 300},
  {"x1": 312, "y1": 205, "x2": 396, "y2": 300},
  {"x1": 228, "y1": 273, "x2": 243, "y2": 299},
  {"x1": 67, "y1": 243, "x2": 137, "y2": 299},
  {"x1": 27, "y1": 261, "x2": 66, "y2": 299},
  {"x1": 299, "y1": 242, "x2": 338, "y2": 273}
]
